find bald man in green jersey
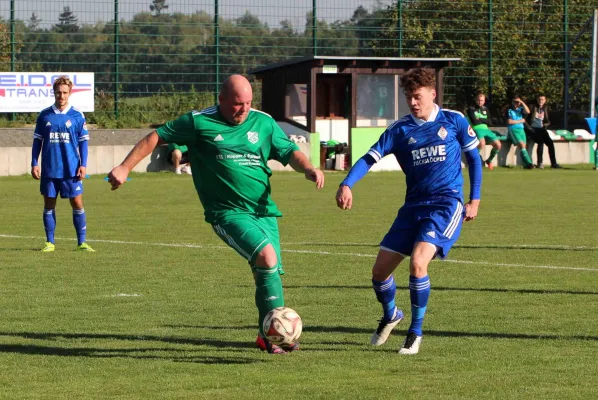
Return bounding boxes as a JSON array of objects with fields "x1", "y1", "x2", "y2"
[{"x1": 108, "y1": 75, "x2": 325, "y2": 354}]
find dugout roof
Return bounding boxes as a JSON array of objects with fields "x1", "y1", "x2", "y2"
[{"x1": 249, "y1": 56, "x2": 460, "y2": 134}]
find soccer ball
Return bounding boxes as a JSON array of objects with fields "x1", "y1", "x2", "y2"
[{"x1": 262, "y1": 307, "x2": 303, "y2": 346}]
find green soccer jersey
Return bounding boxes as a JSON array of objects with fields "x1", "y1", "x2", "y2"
[{"x1": 156, "y1": 106, "x2": 299, "y2": 223}]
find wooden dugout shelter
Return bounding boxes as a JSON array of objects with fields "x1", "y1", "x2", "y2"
[{"x1": 249, "y1": 56, "x2": 460, "y2": 170}]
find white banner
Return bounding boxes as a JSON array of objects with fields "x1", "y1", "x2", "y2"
[{"x1": 0, "y1": 72, "x2": 95, "y2": 112}]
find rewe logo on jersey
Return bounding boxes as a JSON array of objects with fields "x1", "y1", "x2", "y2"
[
  {"x1": 49, "y1": 131, "x2": 71, "y2": 143},
  {"x1": 437, "y1": 126, "x2": 448, "y2": 140},
  {"x1": 247, "y1": 131, "x2": 259, "y2": 144},
  {"x1": 411, "y1": 144, "x2": 447, "y2": 166}
]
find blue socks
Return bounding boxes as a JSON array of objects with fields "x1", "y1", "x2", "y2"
[
  {"x1": 72, "y1": 208, "x2": 87, "y2": 245},
  {"x1": 43, "y1": 209, "x2": 56, "y2": 243},
  {"x1": 43, "y1": 208, "x2": 87, "y2": 246},
  {"x1": 408, "y1": 275, "x2": 431, "y2": 336},
  {"x1": 372, "y1": 276, "x2": 397, "y2": 321},
  {"x1": 373, "y1": 274, "x2": 431, "y2": 334}
]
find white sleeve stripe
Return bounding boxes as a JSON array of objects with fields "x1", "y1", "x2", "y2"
[
  {"x1": 462, "y1": 140, "x2": 479, "y2": 152},
  {"x1": 33, "y1": 135, "x2": 43, "y2": 140},
  {"x1": 367, "y1": 149, "x2": 381, "y2": 162},
  {"x1": 78, "y1": 136, "x2": 89, "y2": 142}
]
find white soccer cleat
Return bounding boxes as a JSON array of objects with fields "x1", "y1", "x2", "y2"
[
  {"x1": 399, "y1": 332, "x2": 423, "y2": 355},
  {"x1": 370, "y1": 308, "x2": 404, "y2": 346}
]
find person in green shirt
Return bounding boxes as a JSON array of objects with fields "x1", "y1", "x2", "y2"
[
  {"x1": 506, "y1": 95, "x2": 534, "y2": 169},
  {"x1": 467, "y1": 93, "x2": 502, "y2": 170},
  {"x1": 107, "y1": 75, "x2": 325, "y2": 354}
]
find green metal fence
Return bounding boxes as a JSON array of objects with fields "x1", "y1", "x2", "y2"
[{"x1": 1, "y1": 0, "x2": 598, "y2": 127}]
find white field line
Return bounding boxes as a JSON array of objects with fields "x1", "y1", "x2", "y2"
[
  {"x1": 1, "y1": 234, "x2": 596, "y2": 272},
  {"x1": 282, "y1": 242, "x2": 598, "y2": 251}
]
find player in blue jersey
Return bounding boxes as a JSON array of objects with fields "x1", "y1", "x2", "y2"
[
  {"x1": 336, "y1": 68, "x2": 482, "y2": 355},
  {"x1": 30, "y1": 76, "x2": 95, "y2": 252}
]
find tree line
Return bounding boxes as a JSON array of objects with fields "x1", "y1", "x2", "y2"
[{"x1": 1, "y1": 0, "x2": 597, "y2": 126}]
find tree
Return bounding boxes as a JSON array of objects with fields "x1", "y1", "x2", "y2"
[
  {"x1": 150, "y1": 0, "x2": 169, "y2": 16},
  {"x1": 0, "y1": 21, "x2": 9, "y2": 67},
  {"x1": 55, "y1": 6, "x2": 79, "y2": 33},
  {"x1": 28, "y1": 13, "x2": 42, "y2": 30}
]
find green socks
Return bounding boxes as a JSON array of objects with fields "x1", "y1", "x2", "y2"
[
  {"x1": 487, "y1": 148, "x2": 498, "y2": 163},
  {"x1": 520, "y1": 148, "x2": 533, "y2": 166},
  {"x1": 253, "y1": 266, "x2": 285, "y2": 335}
]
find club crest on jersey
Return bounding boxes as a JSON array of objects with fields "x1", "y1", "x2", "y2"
[
  {"x1": 437, "y1": 126, "x2": 448, "y2": 140},
  {"x1": 247, "y1": 131, "x2": 259, "y2": 144},
  {"x1": 467, "y1": 125, "x2": 476, "y2": 138},
  {"x1": 65, "y1": 120, "x2": 72, "y2": 129}
]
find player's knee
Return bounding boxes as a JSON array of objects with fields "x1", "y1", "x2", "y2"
[
  {"x1": 254, "y1": 245, "x2": 278, "y2": 268},
  {"x1": 372, "y1": 261, "x2": 398, "y2": 281},
  {"x1": 172, "y1": 150, "x2": 182, "y2": 162},
  {"x1": 409, "y1": 256, "x2": 430, "y2": 278},
  {"x1": 70, "y1": 196, "x2": 84, "y2": 209},
  {"x1": 494, "y1": 140, "x2": 502, "y2": 150}
]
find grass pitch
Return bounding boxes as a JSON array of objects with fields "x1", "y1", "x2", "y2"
[{"x1": 0, "y1": 167, "x2": 597, "y2": 399}]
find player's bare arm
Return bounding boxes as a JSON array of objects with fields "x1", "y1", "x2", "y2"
[
  {"x1": 288, "y1": 150, "x2": 325, "y2": 189},
  {"x1": 335, "y1": 185, "x2": 353, "y2": 210},
  {"x1": 108, "y1": 131, "x2": 165, "y2": 190}
]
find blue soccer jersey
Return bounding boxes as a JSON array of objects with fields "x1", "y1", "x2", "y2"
[
  {"x1": 33, "y1": 105, "x2": 89, "y2": 178},
  {"x1": 507, "y1": 107, "x2": 525, "y2": 129},
  {"x1": 366, "y1": 105, "x2": 479, "y2": 202}
]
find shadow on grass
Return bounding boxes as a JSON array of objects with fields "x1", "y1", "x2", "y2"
[
  {"x1": 0, "y1": 332, "x2": 263, "y2": 364},
  {"x1": 0, "y1": 343, "x2": 259, "y2": 364},
  {"x1": 163, "y1": 325, "x2": 598, "y2": 342},
  {"x1": 282, "y1": 285, "x2": 598, "y2": 296},
  {"x1": 0, "y1": 248, "x2": 46, "y2": 252}
]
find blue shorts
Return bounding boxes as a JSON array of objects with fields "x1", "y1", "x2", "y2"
[
  {"x1": 380, "y1": 197, "x2": 464, "y2": 259},
  {"x1": 40, "y1": 177, "x2": 84, "y2": 199}
]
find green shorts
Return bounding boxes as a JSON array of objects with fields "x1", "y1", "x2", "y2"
[
  {"x1": 211, "y1": 214, "x2": 283, "y2": 271},
  {"x1": 167, "y1": 143, "x2": 188, "y2": 154},
  {"x1": 508, "y1": 127, "x2": 526, "y2": 145},
  {"x1": 473, "y1": 124, "x2": 498, "y2": 142}
]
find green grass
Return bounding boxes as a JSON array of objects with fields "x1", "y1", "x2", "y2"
[{"x1": 0, "y1": 167, "x2": 597, "y2": 399}]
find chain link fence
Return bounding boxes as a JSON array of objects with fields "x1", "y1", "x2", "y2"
[{"x1": 1, "y1": 0, "x2": 597, "y2": 127}]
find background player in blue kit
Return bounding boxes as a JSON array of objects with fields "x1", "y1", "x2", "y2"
[
  {"x1": 30, "y1": 76, "x2": 95, "y2": 252},
  {"x1": 336, "y1": 68, "x2": 482, "y2": 355}
]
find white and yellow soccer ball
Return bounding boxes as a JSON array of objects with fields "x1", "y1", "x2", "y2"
[{"x1": 263, "y1": 307, "x2": 303, "y2": 346}]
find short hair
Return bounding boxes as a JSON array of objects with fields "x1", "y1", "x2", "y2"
[
  {"x1": 477, "y1": 93, "x2": 486, "y2": 98},
  {"x1": 52, "y1": 76, "x2": 73, "y2": 92},
  {"x1": 400, "y1": 68, "x2": 436, "y2": 93}
]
